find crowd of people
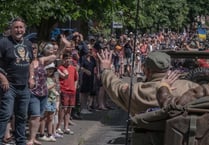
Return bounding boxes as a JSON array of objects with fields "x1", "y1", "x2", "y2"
[{"x1": 0, "y1": 16, "x2": 208, "y2": 145}]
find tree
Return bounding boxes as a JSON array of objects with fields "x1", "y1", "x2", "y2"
[
  {"x1": 0, "y1": 0, "x2": 79, "y2": 40},
  {"x1": 0, "y1": 0, "x2": 209, "y2": 40},
  {"x1": 187, "y1": 0, "x2": 209, "y2": 29},
  {"x1": 0, "y1": 0, "x2": 114, "y2": 41}
]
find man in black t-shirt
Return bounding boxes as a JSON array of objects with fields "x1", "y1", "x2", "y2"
[{"x1": 0, "y1": 17, "x2": 35, "y2": 145}]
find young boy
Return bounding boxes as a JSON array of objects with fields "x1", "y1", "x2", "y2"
[{"x1": 56, "y1": 52, "x2": 78, "y2": 135}]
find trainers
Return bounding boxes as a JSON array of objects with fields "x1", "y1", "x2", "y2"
[
  {"x1": 80, "y1": 109, "x2": 92, "y2": 114},
  {"x1": 64, "y1": 128, "x2": 74, "y2": 135},
  {"x1": 53, "y1": 133, "x2": 63, "y2": 138},
  {"x1": 47, "y1": 136, "x2": 56, "y2": 142},
  {"x1": 56, "y1": 128, "x2": 64, "y2": 135},
  {"x1": 38, "y1": 135, "x2": 50, "y2": 141}
]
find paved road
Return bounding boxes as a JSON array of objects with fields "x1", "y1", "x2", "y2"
[
  {"x1": 40, "y1": 108, "x2": 128, "y2": 145},
  {"x1": 40, "y1": 76, "x2": 134, "y2": 145},
  {"x1": 82, "y1": 76, "x2": 136, "y2": 145},
  {"x1": 83, "y1": 109, "x2": 128, "y2": 145}
]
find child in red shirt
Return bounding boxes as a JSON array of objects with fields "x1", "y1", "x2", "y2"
[{"x1": 56, "y1": 52, "x2": 78, "y2": 135}]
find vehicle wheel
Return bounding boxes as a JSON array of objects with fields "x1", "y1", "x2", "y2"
[{"x1": 185, "y1": 67, "x2": 209, "y2": 84}]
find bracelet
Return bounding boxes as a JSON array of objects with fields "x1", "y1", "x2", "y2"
[{"x1": 158, "y1": 82, "x2": 171, "y2": 93}]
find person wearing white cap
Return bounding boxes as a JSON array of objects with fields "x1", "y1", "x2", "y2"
[{"x1": 38, "y1": 62, "x2": 59, "y2": 142}]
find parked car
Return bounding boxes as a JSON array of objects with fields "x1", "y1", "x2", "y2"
[{"x1": 25, "y1": 28, "x2": 76, "y2": 41}]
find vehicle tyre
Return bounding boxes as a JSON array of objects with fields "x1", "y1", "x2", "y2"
[{"x1": 185, "y1": 67, "x2": 209, "y2": 84}]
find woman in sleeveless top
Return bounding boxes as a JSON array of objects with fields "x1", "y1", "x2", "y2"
[{"x1": 27, "y1": 43, "x2": 57, "y2": 145}]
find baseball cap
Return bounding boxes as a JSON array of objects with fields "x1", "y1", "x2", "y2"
[{"x1": 45, "y1": 63, "x2": 56, "y2": 70}]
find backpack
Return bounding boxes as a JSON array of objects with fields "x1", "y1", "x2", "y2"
[
  {"x1": 124, "y1": 43, "x2": 132, "y2": 57},
  {"x1": 131, "y1": 97, "x2": 209, "y2": 145}
]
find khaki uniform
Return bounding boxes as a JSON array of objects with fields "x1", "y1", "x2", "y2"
[
  {"x1": 101, "y1": 69, "x2": 200, "y2": 145},
  {"x1": 102, "y1": 69, "x2": 199, "y2": 115}
]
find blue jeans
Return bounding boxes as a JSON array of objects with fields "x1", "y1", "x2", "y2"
[
  {"x1": 28, "y1": 93, "x2": 47, "y2": 117},
  {"x1": 45, "y1": 101, "x2": 56, "y2": 112},
  {"x1": 0, "y1": 85, "x2": 30, "y2": 145}
]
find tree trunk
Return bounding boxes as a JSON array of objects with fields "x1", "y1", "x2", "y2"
[{"x1": 37, "y1": 17, "x2": 58, "y2": 42}]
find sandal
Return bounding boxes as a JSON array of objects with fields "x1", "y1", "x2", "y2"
[
  {"x1": 3, "y1": 136, "x2": 15, "y2": 144},
  {"x1": 98, "y1": 107, "x2": 108, "y2": 111},
  {"x1": 34, "y1": 139, "x2": 42, "y2": 145},
  {"x1": 106, "y1": 106, "x2": 115, "y2": 110},
  {"x1": 26, "y1": 141, "x2": 34, "y2": 145},
  {"x1": 63, "y1": 128, "x2": 74, "y2": 135}
]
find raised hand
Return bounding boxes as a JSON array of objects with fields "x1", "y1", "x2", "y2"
[
  {"x1": 97, "y1": 49, "x2": 113, "y2": 71},
  {"x1": 160, "y1": 70, "x2": 180, "y2": 90}
]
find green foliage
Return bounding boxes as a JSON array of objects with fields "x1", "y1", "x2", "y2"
[
  {"x1": 0, "y1": 0, "x2": 81, "y2": 31},
  {"x1": 0, "y1": 0, "x2": 209, "y2": 36}
]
